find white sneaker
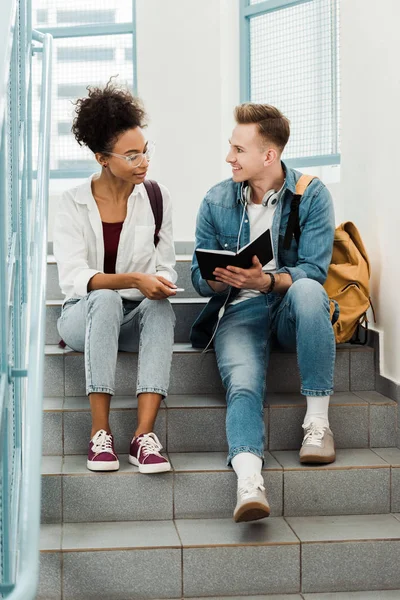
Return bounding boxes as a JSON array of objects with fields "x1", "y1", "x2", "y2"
[
  {"x1": 300, "y1": 421, "x2": 336, "y2": 464},
  {"x1": 233, "y1": 473, "x2": 271, "y2": 522}
]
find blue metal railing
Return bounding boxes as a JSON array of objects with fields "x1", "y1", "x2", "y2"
[{"x1": 0, "y1": 0, "x2": 52, "y2": 597}]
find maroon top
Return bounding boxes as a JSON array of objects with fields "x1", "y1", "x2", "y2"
[{"x1": 102, "y1": 221, "x2": 124, "y2": 274}]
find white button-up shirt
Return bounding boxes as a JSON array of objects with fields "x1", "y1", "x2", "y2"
[{"x1": 53, "y1": 175, "x2": 177, "y2": 301}]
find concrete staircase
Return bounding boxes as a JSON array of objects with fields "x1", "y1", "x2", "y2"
[{"x1": 38, "y1": 255, "x2": 400, "y2": 600}]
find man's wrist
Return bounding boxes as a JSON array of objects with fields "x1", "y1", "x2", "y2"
[
  {"x1": 260, "y1": 272, "x2": 276, "y2": 294},
  {"x1": 259, "y1": 273, "x2": 272, "y2": 293}
]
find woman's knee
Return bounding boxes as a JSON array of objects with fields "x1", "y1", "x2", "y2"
[
  {"x1": 87, "y1": 289, "x2": 123, "y2": 315},
  {"x1": 140, "y1": 298, "x2": 176, "y2": 325}
]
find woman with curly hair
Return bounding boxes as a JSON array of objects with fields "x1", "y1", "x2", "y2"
[{"x1": 54, "y1": 81, "x2": 177, "y2": 473}]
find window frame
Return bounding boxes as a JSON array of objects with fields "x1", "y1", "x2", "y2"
[
  {"x1": 240, "y1": 0, "x2": 340, "y2": 168},
  {"x1": 34, "y1": 0, "x2": 137, "y2": 179}
]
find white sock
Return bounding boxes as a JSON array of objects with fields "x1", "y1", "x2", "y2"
[
  {"x1": 231, "y1": 452, "x2": 263, "y2": 481},
  {"x1": 303, "y1": 396, "x2": 330, "y2": 428}
]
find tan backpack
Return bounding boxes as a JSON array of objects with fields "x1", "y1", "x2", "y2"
[{"x1": 285, "y1": 175, "x2": 373, "y2": 344}]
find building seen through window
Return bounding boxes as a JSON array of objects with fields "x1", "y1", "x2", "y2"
[{"x1": 32, "y1": 0, "x2": 135, "y2": 177}]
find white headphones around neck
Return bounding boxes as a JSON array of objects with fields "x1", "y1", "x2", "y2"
[
  {"x1": 241, "y1": 180, "x2": 285, "y2": 208},
  {"x1": 262, "y1": 189, "x2": 280, "y2": 207}
]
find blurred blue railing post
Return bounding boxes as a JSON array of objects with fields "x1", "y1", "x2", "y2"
[{"x1": 0, "y1": 1, "x2": 52, "y2": 598}]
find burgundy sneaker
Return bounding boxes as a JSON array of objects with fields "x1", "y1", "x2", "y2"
[
  {"x1": 129, "y1": 432, "x2": 171, "y2": 473},
  {"x1": 87, "y1": 429, "x2": 120, "y2": 472}
]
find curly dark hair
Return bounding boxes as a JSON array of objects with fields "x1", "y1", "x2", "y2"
[{"x1": 71, "y1": 79, "x2": 147, "y2": 154}]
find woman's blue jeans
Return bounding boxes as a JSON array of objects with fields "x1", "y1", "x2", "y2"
[
  {"x1": 57, "y1": 289, "x2": 175, "y2": 397},
  {"x1": 214, "y1": 278, "x2": 335, "y2": 465}
]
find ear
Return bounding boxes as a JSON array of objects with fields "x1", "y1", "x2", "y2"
[
  {"x1": 263, "y1": 147, "x2": 278, "y2": 167},
  {"x1": 95, "y1": 152, "x2": 108, "y2": 168}
]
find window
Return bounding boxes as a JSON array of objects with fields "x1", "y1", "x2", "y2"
[
  {"x1": 58, "y1": 122, "x2": 72, "y2": 135},
  {"x1": 32, "y1": 0, "x2": 136, "y2": 178},
  {"x1": 56, "y1": 10, "x2": 116, "y2": 25},
  {"x1": 241, "y1": 0, "x2": 340, "y2": 167},
  {"x1": 57, "y1": 47, "x2": 115, "y2": 62},
  {"x1": 36, "y1": 9, "x2": 48, "y2": 24}
]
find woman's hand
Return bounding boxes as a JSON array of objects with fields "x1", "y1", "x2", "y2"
[{"x1": 133, "y1": 273, "x2": 177, "y2": 299}]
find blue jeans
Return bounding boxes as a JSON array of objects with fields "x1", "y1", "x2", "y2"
[
  {"x1": 57, "y1": 290, "x2": 175, "y2": 397},
  {"x1": 214, "y1": 279, "x2": 335, "y2": 465}
]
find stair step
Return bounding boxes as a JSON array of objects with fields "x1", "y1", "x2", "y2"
[
  {"x1": 46, "y1": 254, "x2": 197, "y2": 300},
  {"x1": 45, "y1": 297, "x2": 207, "y2": 344},
  {"x1": 42, "y1": 392, "x2": 397, "y2": 456},
  {"x1": 303, "y1": 592, "x2": 400, "y2": 599},
  {"x1": 38, "y1": 514, "x2": 400, "y2": 599},
  {"x1": 41, "y1": 448, "x2": 400, "y2": 525},
  {"x1": 43, "y1": 343, "x2": 376, "y2": 397}
]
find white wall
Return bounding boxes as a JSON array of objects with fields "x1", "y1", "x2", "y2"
[
  {"x1": 135, "y1": 0, "x2": 240, "y2": 241},
  {"x1": 340, "y1": 0, "x2": 400, "y2": 384},
  {"x1": 47, "y1": 0, "x2": 399, "y2": 384}
]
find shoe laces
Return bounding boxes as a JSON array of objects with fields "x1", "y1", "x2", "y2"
[
  {"x1": 137, "y1": 432, "x2": 163, "y2": 458},
  {"x1": 238, "y1": 473, "x2": 265, "y2": 500},
  {"x1": 91, "y1": 429, "x2": 114, "y2": 454},
  {"x1": 302, "y1": 422, "x2": 327, "y2": 447}
]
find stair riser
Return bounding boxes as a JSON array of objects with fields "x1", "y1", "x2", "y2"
[
  {"x1": 41, "y1": 466, "x2": 393, "y2": 524},
  {"x1": 42, "y1": 403, "x2": 397, "y2": 456},
  {"x1": 38, "y1": 539, "x2": 400, "y2": 599},
  {"x1": 43, "y1": 348, "x2": 376, "y2": 397},
  {"x1": 45, "y1": 303, "x2": 204, "y2": 345},
  {"x1": 38, "y1": 546, "x2": 300, "y2": 600},
  {"x1": 46, "y1": 260, "x2": 197, "y2": 300}
]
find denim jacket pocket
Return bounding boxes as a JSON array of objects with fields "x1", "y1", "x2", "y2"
[{"x1": 216, "y1": 233, "x2": 238, "y2": 252}]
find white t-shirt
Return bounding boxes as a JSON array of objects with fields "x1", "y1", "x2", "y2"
[{"x1": 230, "y1": 191, "x2": 279, "y2": 305}]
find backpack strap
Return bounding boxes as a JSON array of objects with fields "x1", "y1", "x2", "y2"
[
  {"x1": 283, "y1": 175, "x2": 317, "y2": 250},
  {"x1": 143, "y1": 179, "x2": 163, "y2": 246}
]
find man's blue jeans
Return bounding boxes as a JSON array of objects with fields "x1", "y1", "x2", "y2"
[{"x1": 213, "y1": 278, "x2": 336, "y2": 465}]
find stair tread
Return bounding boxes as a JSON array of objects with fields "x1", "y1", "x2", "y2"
[
  {"x1": 41, "y1": 448, "x2": 399, "y2": 476},
  {"x1": 302, "y1": 592, "x2": 400, "y2": 599},
  {"x1": 39, "y1": 448, "x2": 395, "y2": 476},
  {"x1": 40, "y1": 514, "x2": 400, "y2": 552},
  {"x1": 45, "y1": 342, "x2": 198, "y2": 355},
  {"x1": 42, "y1": 391, "x2": 396, "y2": 412},
  {"x1": 44, "y1": 342, "x2": 374, "y2": 356}
]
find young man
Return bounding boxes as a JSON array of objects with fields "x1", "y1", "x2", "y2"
[{"x1": 191, "y1": 103, "x2": 336, "y2": 522}]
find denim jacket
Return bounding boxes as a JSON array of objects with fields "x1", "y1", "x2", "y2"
[{"x1": 190, "y1": 163, "x2": 335, "y2": 347}]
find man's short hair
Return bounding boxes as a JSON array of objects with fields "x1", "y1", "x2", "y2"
[{"x1": 234, "y1": 103, "x2": 290, "y2": 152}]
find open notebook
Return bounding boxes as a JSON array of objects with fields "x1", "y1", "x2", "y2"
[{"x1": 195, "y1": 228, "x2": 273, "y2": 281}]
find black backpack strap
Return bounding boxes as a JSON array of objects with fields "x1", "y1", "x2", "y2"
[
  {"x1": 283, "y1": 193, "x2": 301, "y2": 249},
  {"x1": 283, "y1": 175, "x2": 317, "y2": 250},
  {"x1": 143, "y1": 179, "x2": 163, "y2": 246}
]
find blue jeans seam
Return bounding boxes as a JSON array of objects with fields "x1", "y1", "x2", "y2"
[
  {"x1": 86, "y1": 298, "x2": 93, "y2": 391},
  {"x1": 137, "y1": 311, "x2": 144, "y2": 389},
  {"x1": 301, "y1": 388, "x2": 334, "y2": 396},
  {"x1": 227, "y1": 446, "x2": 265, "y2": 466}
]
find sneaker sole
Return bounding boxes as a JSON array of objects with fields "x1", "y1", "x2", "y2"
[
  {"x1": 128, "y1": 455, "x2": 171, "y2": 473},
  {"x1": 300, "y1": 453, "x2": 336, "y2": 464},
  {"x1": 86, "y1": 460, "x2": 120, "y2": 472},
  {"x1": 234, "y1": 500, "x2": 271, "y2": 523}
]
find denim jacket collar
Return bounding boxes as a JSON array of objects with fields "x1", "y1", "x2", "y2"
[{"x1": 235, "y1": 161, "x2": 295, "y2": 206}]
